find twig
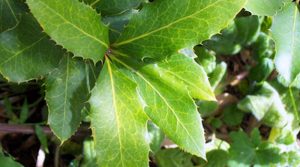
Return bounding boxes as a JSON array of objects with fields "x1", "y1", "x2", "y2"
[{"x1": 0, "y1": 123, "x2": 91, "y2": 137}]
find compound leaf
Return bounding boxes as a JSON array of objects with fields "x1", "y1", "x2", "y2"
[{"x1": 26, "y1": 0, "x2": 109, "y2": 63}]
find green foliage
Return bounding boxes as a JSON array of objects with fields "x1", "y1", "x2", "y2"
[
  {"x1": 271, "y1": 1, "x2": 300, "y2": 85},
  {"x1": 246, "y1": 0, "x2": 286, "y2": 16},
  {"x1": 27, "y1": 0, "x2": 109, "y2": 63},
  {"x1": 113, "y1": 0, "x2": 246, "y2": 60},
  {"x1": 1, "y1": 0, "x2": 300, "y2": 166},
  {"x1": 204, "y1": 15, "x2": 261, "y2": 55},
  {"x1": 0, "y1": 154, "x2": 23, "y2": 167}
]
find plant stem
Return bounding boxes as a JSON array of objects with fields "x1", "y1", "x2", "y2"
[
  {"x1": 0, "y1": 123, "x2": 91, "y2": 136},
  {"x1": 289, "y1": 87, "x2": 299, "y2": 121}
]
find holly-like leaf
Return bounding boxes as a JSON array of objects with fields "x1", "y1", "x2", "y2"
[
  {"x1": 272, "y1": 2, "x2": 300, "y2": 85},
  {"x1": 113, "y1": 0, "x2": 246, "y2": 60},
  {"x1": 0, "y1": 0, "x2": 27, "y2": 32},
  {"x1": 45, "y1": 55, "x2": 90, "y2": 142},
  {"x1": 84, "y1": 0, "x2": 144, "y2": 16},
  {"x1": 26, "y1": 0, "x2": 109, "y2": 63},
  {"x1": 112, "y1": 55, "x2": 207, "y2": 159},
  {"x1": 0, "y1": 14, "x2": 63, "y2": 83},
  {"x1": 245, "y1": 0, "x2": 286, "y2": 16},
  {"x1": 135, "y1": 53, "x2": 215, "y2": 101},
  {"x1": 89, "y1": 59, "x2": 149, "y2": 166}
]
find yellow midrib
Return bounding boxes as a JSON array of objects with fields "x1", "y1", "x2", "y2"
[{"x1": 114, "y1": 0, "x2": 223, "y2": 46}]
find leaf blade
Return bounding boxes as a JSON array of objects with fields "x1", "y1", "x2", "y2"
[
  {"x1": 245, "y1": 0, "x2": 286, "y2": 16},
  {"x1": 113, "y1": 56, "x2": 206, "y2": 159},
  {"x1": 89, "y1": 59, "x2": 149, "y2": 166},
  {"x1": 0, "y1": 0, "x2": 27, "y2": 32},
  {"x1": 0, "y1": 14, "x2": 63, "y2": 82},
  {"x1": 26, "y1": 0, "x2": 109, "y2": 62},
  {"x1": 271, "y1": 2, "x2": 300, "y2": 84},
  {"x1": 113, "y1": 0, "x2": 246, "y2": 60}
]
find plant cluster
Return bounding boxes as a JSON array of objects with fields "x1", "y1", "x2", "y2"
[{"x1": 0, "y1": 0, "x2": 300, "y2": 166}]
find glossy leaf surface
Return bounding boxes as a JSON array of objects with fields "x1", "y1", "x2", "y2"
[
  {"x1": 113, "y1": 0, "x2": 246, "y2": 60},
  {"x1": 0, "y1": 14, "x2": 63, "y2": 82},
  {"x1": 26, "y1": 0, "x2": 109, "y2": 62}
]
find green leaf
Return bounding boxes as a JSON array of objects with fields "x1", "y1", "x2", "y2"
[
  {"x1": 148, "y1": 54, "x2": 215, "y2": 101},
  {"x1": 81, "y1": 139, "x2": 97, "y2": 167},
  {"x1": 113, "y1": 0, "x2": 246, "y2": 60},
  {"x1": 45, "y1": 55, "x2": 90, "y2": 142},
  {"x1": 84, "y1": 0, "x2": 144, "y2": 16},
  {"x1": 112, "y1": 55, "x2": 207, "y2": 159},
  {"x1": 209, "y1": 62, "x2": 227, "y2": 90},
  {"x1": 238, "y1": 82, "x2": 289, "y2": 128},
  {"x1": 204, "y1": 150, "x2": 229, "y2": 167},
  {"x1": 228, "y1": 131, "x2": 282, "y2": 167},
  {"x1": 204, "y1": 15, "x2": 261, "y2": 55},
  {"x1": 222, "y1": 105, "x2": 244, "y2": 127},
  {"x1": 155, "y1": 148, "x2": 194, "y2": 167},
  {"x1": 35, "y1": 125, "x2": 49, "y2": 153},
  {"x1": 19, "y1": 99, "x2": 29, "y2": 123},
  {"x1": 89, "y1": 59, "x2": 149, "y2": 166},
  {"x1": 102, "y1": 10, "x2": 136, "y2": 43},
  {"x1": 148, "y1": 122, "x2": 164, "y2": 154},
  {"x1": 0, "y1": 0, "x2": 27, "y2": 32},
  {"x1": 252, "y1": 32, "x2": 275, "y2": 60},
  {"x1": 0, "y1": 154, "x2": 23, "y2": 167},
  {"x1": 194, "y1": 46, "x2": 216, "y2": 74},
  {"x1": 271, "y1": 2, "x2": 300, "y2": 85},
  {"x1": 246, "y1": 0, "x2": 286, "y2": 16},
  {"x1": 249, "y1": 58, "x2": 274, "y2": 82},
  {"x1": 0, "y1": 14, "x2": 63, "y2": 83},
  {"x1": 26, "y1": 0, "x2": 109, "y2": 63}
]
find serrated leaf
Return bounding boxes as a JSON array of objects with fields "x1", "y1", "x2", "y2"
[
  {"x1": 246, "y1": 0, "x2": 286, "y2": 16},
  {"x1": 89, "y1": 59, "x2": 149, "y2": 167},
  {"x1": 45, "y1": 55, "x2": 89, "y2": 142},
  {"x1": 138, "y1": 53, "x2": 215, "y2": 101},
  {"x1": 84, "y1": 0, "x2": 144, "y2": 16},
  {"x1": 26, "y1": 0, "x2": 109, "y2": 63},
  {"x1": 272, "y1": 2, "x2": 300, "y2": 85},
  {"x1": 0, "y1": 14, "x2": 63, "y2": 83},
  {"x1": 112, "y1": 55, "x2": 206, "y2": 159},
  {"x1": 113, "y1": 0, "x2": 246, "y2": 60},
  {"x1": 0, "y1": 0, "x2": 27, "y2": 32}
]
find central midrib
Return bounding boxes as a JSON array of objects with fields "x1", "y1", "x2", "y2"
[
  {"x1": 34, "y1": 0, "x2": 108, "y2": 48},
  {"x1": 113, "y1": 0, "x2": 223, "y2": 46},
  {"x1": 112, "y1": 56, "x2": 202, "y2": 155}
]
